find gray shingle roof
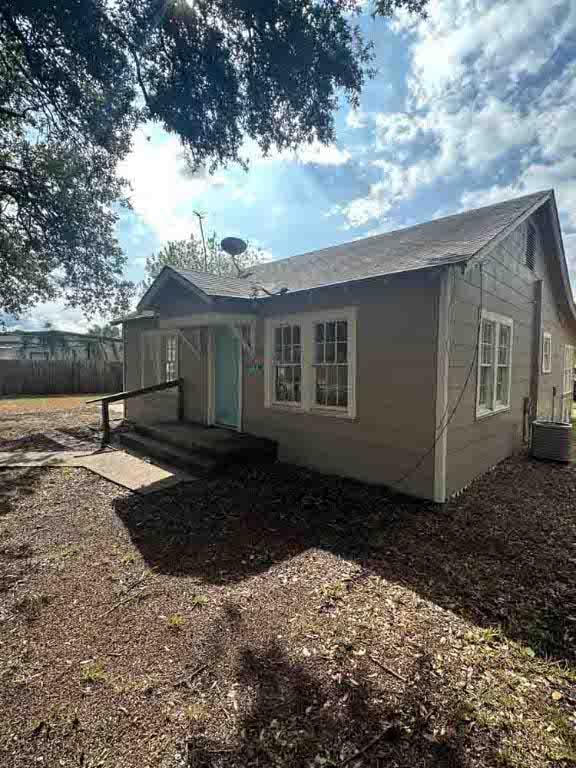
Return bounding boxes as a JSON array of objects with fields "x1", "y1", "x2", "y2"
[
  {"x1": 171, "y1": 269, "x2": 257, "y2": 299},
  {"x1": 173, "y1": 191, "x2": 551, "y2": 299}
]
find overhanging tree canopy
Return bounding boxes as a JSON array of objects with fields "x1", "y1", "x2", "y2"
[{"x1": 0, "y1": 0, "x2": 427, "y2": 317}]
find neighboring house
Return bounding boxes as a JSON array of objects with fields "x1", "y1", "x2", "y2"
[
  {"x1": 118, "y1": 190, "x2": 576, "y2": 502},
  {"x1": 0, "y1": 330, "x2": 123, "y2": 362}
]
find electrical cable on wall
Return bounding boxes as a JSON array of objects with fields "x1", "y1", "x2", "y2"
[{"x1": 394, "y1": 263, "x2": 485, "y2": 492}]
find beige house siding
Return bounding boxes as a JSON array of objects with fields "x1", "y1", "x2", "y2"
[
  {"x1": 533, "y1": 207, "x2": 576, "y2": 421},
  {"x1": 445, "y1": 213, "x2": 576, "y2": 497},
  {"x1": 122, "y1": 210, "x2": 575, "y2": 501},
  {"x1": 123, "y1": 270, "x2": 440, "y2": 498},
  {"x1": 242, "y1": 271, "x2": 440, "y2": 499}
]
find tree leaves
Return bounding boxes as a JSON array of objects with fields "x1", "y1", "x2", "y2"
[
  {"x1": 143, "y1": 231, "x2": 266, "y2": 288},
  {"x1": 0, "y1": 0, "x2": 428, "y2": 317}
]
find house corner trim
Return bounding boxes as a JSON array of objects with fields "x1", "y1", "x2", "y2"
[{"x1": 434, "y1": 266, "x2": 452, "y2": 503}]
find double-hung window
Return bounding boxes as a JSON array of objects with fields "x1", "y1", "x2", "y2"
[
  {"x1": 476, "y1": 311, "x2": 513, "y2": 418},
  {"x1": 314, "y1": 320, "x2": 350, "y2": 408},
  {"x1": 273, "y1": 324, "x2": 302, "y2": 404},
  {"x1": 562, "y1": 344, "x2": 574, "y2": 423},
  {"x1": 542, "y1": 332, "x2": 552, "y2": 374},
  {"x1": 265, "y1": 309, "x2": 356, "y2": 418},
  {"x1": 164, "y1": 334, "x2": 178, "y2": 381}
]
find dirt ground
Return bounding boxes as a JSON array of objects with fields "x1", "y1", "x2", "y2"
[
  {"x1": 0, "y1": 395, "x2": 111, "y2": 414},
  {"x1": 0, "y1": 408, "x2": 575, "y2": 768}
]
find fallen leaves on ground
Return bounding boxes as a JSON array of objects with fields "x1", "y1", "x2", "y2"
[{"x1": 0, "y1": 409, "x2": 575, "y2": 767}]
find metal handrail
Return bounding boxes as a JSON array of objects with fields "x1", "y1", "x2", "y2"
[{"x1": 88, "y1": 378, "x2": 184, "y2": 443}]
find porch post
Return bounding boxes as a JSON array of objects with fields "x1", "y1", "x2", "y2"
[{"x1": 177, "y1": 377, "x2": 185, "y2": 421}]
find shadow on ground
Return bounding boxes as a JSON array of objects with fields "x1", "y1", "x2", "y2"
[
  {"x1": 183, "y1": 641, "x2": 503, "y2": 767},
  {"x1": 114, "y1": 456, "x2": 576, "y2": 662}
]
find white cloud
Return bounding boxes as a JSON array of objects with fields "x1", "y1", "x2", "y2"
[
  {"x1": 244, "y1": 138, "x2": 352, "y2": 167},
  {"x1": 398, "y1": 0, "x2": 573, "y2": 106},
  {"x1": 461, "y1": 156, "x2": 576, "y2": 229},
  {"x1": 11, "y1": 301, "x2": 107, "y2": 334},
  {"x1": 337, "y1": 0, "x2": 576, "y2": 231},
  {"x1": 294, "y1": 140, "x2": 351, "y2": 166},
  {"x1": 346, "y1": 108, "x2": 369, "y2": 130},
  {"x1": 119, "y1": 130, "x2": 229, "y2": 243}
]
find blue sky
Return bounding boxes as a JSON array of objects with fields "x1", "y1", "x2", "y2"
[{"x1": 15, "y1": 0, "x2": 576, "y2": 330}]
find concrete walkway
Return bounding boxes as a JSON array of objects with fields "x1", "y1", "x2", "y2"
[{"x1": 0, "y1": 447, "x2": 195, "y2": 494}]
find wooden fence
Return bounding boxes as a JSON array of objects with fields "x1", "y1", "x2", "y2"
[{"x1": 0, "y1": 360, "x2": 123, "y2": 396}]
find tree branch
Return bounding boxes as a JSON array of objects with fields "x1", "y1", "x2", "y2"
[
  {"x1": 0, "y1": 106, "x2": 26, "y2": 119},
  {"x1": 97, "y1": 12, "x2": 153, "y2": 110}
]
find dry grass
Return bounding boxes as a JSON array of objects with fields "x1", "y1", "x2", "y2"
[
  {"x1": 0, "y1": 395, "x2": 110, "y2": 414},
  {"x1": 0, "y1": 409, "x2": 575, "y2": 768}
]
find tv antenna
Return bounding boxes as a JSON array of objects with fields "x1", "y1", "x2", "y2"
[{"x1": 193, "y1": 210, "x2": 208, "y2": 271}]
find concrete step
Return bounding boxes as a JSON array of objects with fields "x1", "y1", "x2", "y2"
[
  {"x1": 134, "y1": 422, "x2": 277, "y2": 463},
  {"x1": 119, "y1": 432, "x2": 218, "y2": 474}
]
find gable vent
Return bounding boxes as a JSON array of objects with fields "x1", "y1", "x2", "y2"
[{"x1": 525, "y1": 224, "x2": 536, "y2": 271}]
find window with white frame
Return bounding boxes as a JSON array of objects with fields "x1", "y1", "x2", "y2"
[
  {"x1": 265, "y1": 309, "x2": 356, "y2": 418},
  {"x1": 476, "y1": 311, "x2": 513, "y2": 418},
  {"x1": 542, "y1": 332, "x2": 552, "y2": 374},
  {"x1": 562, "y1": 344, "x2": 574, "y2": 422},
  {"x1": 314, "y1": 320, "x2": 349, "y2": 408},
  {"x1": 273, "y1": 324, "x2": 302, "y2": 404},
  {"x1": 165, "y1": 334, "x2": 178, "y2": 381}
]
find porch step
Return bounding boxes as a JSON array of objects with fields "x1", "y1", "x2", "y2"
[
  {"x1": 133, "y1": 421, "x2": 278, "y2": 464},
  {"x1": 118, "y1": 432, "x2": 218, "y2": 474}
]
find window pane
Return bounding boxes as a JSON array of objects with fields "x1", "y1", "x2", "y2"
[
  {"x1": 326, "y1": 388, "x2": 337, "y2": 406},
  {"x1": 316, "y1": 366, "x2": 326, "y2": 386},
  {"x1": 275, "y1": 328, "x2": 282, "y2": 346},
  {"x1": 315, "y1": 343, "x2": 324, "y2": 364},
  {"x1": 293, "y1": 345, "x2": 301, "y2": 363},
  {"x1": 294, "y1": 380, "x2": 301, "y2": 402},
  {"x1": 293, "y1": 326, "x2": 301, "y2": 345},
  {"x1": 336, "y1": 342, "x2": 347, "y2": 363},
  {"x1": 275, "y1": 346, "x2": 282, "y2": 363},
  {"x1": 337, "y1": 366, "x2": 348, "y2": 388},
  {"x1": 275, "y1": 368, "x2": 285, "y2": 401},
  {"x1": 325, "y1": 343, "x2": 335, "y2": 363},
  {"x1": 496, "y1": 366, "x2": 509, "y2": 404},
  {"x1": 479, "y1": 366, "x2": 493, "y2": 408},
  {"x1": 283, "y1": 326, "x2": 291, "y2": 345},
  {"x1": 326, "y1": 322, "x2": 336, "y2": 342},
  {"x1": 481, "y1": 344, "x2": 493, "y2": 365},
  {"x1": 499, "y1": 325, "x2": 510, "y2": 348},
  {"x1": 498, "y1": 345, "x2": 509, "y2": 366},
  {"x1": 327, "y1": 366, "x2": 337, "y2": 388},
  {"x1": 337, "y1": 389, "x2": 348, "y2": 408},
  {"x1": 482, "y1": 320, "x2": 494, "y2": 345},
  {"x1": 283, "y1": 346, "x2": 291, "y2": 363},
  {"x1": 315, "y1": 324, "x2": 324, "y2": 342},
  {"x1": 336, "y1": 321, "x2": 347, "y2": 341}
]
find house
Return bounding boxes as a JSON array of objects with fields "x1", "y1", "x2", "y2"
[
  {"x1": 0, "y1": 330, "x2": 123, "y2": 362},
  {"x1": 117, "y1": 190, "x2": 576, "y2": 502}
]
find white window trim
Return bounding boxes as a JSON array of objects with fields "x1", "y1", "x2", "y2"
[
  {"x1": 542, "y1": 331, "x2": 552, "y2": 374},
  {"x1": 476, "y1": 310, "x2": 514, "y2": 420},
  {"x1": 140, "y1": 329, "x2": 179, "y2": 387},
  {"x1": 562, "y1": 344, "x2": 574, "y2": 423},
  {"x1": 264, "y1": 307, "x2": 357, "y2": 419}
]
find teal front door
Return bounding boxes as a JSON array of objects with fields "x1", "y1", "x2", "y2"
[{"x1": 214, "y1": 326, "x2": 240, "y2": 429}]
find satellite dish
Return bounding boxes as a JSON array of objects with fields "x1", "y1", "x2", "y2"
[{"x1": 221, "y1": 237, "x2": 247, "y2": 257}]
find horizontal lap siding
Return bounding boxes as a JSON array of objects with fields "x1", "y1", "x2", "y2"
[
  {"x1": 243, "y1": 272, "x2": 439, "y2": 499},
  {"x1": 445, "y1": 220, "x2": 538, "y2": 496},
  {"x1": 534, "y1": 207, "x2": 576, "y2": 420}
]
